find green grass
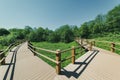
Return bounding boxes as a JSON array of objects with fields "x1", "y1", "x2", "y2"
[
  {"x1": 91, "y1": 34, "x2": 120, "y2": 55},
  {"x1": 32, "y1": 41, "x2": 85, "y2": 68},
  {"x1": 93, "y1": 33, "x2": 120, "y2": 42},
  {"x1": 0, "y1": 44, "x2": 7, "y2": 51}
]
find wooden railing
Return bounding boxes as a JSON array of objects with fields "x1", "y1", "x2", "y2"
[
  {"x1": 28, "y1": 41, "x2": 85, "y2": 74},
  {"x1": 0, "y1": 43, "x2": 15, "y2": 65},
  {"x1": 76, "y1": 38, "x2": 120, "y2": 54},
  {"x1": 91, "y1": 40, "x2": 120, "y2": 53},
  {"x1": 75, "y1": 38, "x2": 93, "y2": 51},
  {"x1": 0, "y1": 40, "x2": 24, "y2": 65}
]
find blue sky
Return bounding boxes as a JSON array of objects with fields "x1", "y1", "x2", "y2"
[{"x1": 0, "y1": 0, "x2": 120, "y2": 30}]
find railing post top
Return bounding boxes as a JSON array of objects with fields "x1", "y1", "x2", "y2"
[
  {"x1": 56, "y1": 49, "x2": 61, "y2": 54},
  {"x1": 72, "y1": 46, "x2": 75, "y2": 49},
  {"x1": 111, "y1": 42, "x2": 115, "y2": 44}
]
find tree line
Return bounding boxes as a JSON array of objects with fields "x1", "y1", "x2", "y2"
[
  {"x1": 0, "y1": 4, "x2": 120, "y2": 46},
  {"x1": 0, "y1": 25, "x2": 80, "y2": 46},
  {"x1": 79, "y1": 5, "x2": 120, "y2": 38}
]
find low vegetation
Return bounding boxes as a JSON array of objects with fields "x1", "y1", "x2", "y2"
[
  {"x1": 0, "y1": 44, "x2": 7, "y2": 50},
  {"x1": 32, "y1": 41, "x2": 85, "y2": 68},
  {"x1": 90, "y1": 34, "x2": 120, "y2": 55}
]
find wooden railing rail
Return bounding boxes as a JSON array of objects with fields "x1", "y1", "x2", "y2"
[
  {"x1": 0, "y1": 40, "x2": 24, "y2": 65},
  {"x1": 0, "y1": 44, "x2": 14, "y2": 64},
  {"x1": 28, "y1": 41, "x2": 85, "y2": 74},
  {"x1": 0, "y1": 43, "x2": 14, "y2": 65},
  {"x1": 28, "y1": 43, "x2": 56, "y2": 53},
  {"x1": 91, "y1": 40, "x2": 120, "y2": 53},
  {"x1": 29, "y1": 46, "x2": 58, "y2": 64}
]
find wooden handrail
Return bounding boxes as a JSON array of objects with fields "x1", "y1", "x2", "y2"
[
  {"x1": 60, "y1": 48, "x2": 72, "y2": 53},
  {"x1": 60, "y1": 46, "x2": 81, "y2": 53},
  {"x1": 28, "y1": 46, "x2": 58, "y2": 64},
  {"x1": 28, "y1": 43, "x2": 56, "y2": 53},
  {"x1": 28, "y1": 41, "x2": 85, "y2": 74},
  {"x1": 0, "y1": 40, "x2": 24, "y2": 65},
  {"x1": 61, "y1": 56, "x2": 73, "y2": 63},
  {"x1": 114, "y1": 47, "x2": 120, "y2": 51},
  {"x1": 77, "y1": 38, "x2": 120, "y2": 54},
  {"x1": 0, "y1": 43, "x2": 13, "y2": 55}
]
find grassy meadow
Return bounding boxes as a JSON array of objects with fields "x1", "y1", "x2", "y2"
[{"x1": 32, "y1": 41, "x2": 85, "y2": 68}]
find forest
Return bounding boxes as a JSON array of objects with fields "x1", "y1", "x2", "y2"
[{"x1": 0, "y1": 4, "x2": 120, "y2": 46}]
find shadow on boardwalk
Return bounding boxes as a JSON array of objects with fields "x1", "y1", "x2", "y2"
[
  {"x1": 3, "y1": 44, "x2": 21, "y2": 80},
  {"x1": 60, "y1": 50, "x2": 99, "y2": 78}
]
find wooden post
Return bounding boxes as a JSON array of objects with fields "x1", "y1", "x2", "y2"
[
  {"x1": 1, "y1": 59, "x2": 5, "y2": 65},
  {"x1": 78, "y1": 37, "x2": 80, "y2": 42},
  {"x1": 1, "y1": 54, "x2": 5, "y2": 65},
  {"x1": 89, "y1": 42, "x2": 92, "y2": 51},
  {"x1": 111, "y1": 42, "x2": 115, "y2": 52},
  {"x1": 93, "y1": 41, "x2": 95, "y2": 46},
  {"x1": 33, "y1": 48, "x2": 37, "y2": 56},
  {"x1": 56, "y1": 49, "x2": 61, "y2": 74},
  {"x1": 81, "y1": 39, "x2": 83, "y2": 45},
  {"x1": 0, "y1": 54, "x2": 1, "y2": 65},
  {"x1": 27, "y1": 41, "x2": 29, "y2": 49},
  {"x1": 86, "y1": 39, "x2": 89, "y2": 44},
  {"x1": 72, "y1": 46, "x2": 75, "y2": 64}
]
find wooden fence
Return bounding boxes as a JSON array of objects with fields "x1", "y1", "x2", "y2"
[
  {"x1": 76, "y1": 38, "x2": 120, "y2": 53},
  {"x1": 91, "y1": 40, "x2": 120, "y2": 53},
  {"x1": 28, "y1": 41, "x2": 85, "y2": 74},
  {"x1": 0, "y1": 40, "x2": 25, "y2": 66},
  {"x1": 0, "y1": 43, "x2": 14, "y2": 65}
]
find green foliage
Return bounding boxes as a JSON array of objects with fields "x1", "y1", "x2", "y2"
[
  {"x1": 79, "y1": 5, "x2": 120, "y2": 38},
  {"x1": 0, "y1": 33, "x2": 16, "y2": 46},
  {"x1": 56, "y1": 25, "x2": 74, "y2": 43},
  {"x1": 48, "y1": 32, "x2": 60, "y2": 42},
  {"x1": 92, "y1": 33, "x2": 120, "y2": 55},
  {"x1": 27, "y1": 25, "x2": 76, "y2": 43},
  {"x1": 32, "y1": 41, "x2": 85, "y2": 67},
  {"x1": 0, "y1": 28, "x2": 10, "y2": 36},
  {"x1": 79, "y1": 22, "x2": 91, "y2": 38},
  {"x1": 0, "y1": 44, "x2": 7, "y2": 50}
]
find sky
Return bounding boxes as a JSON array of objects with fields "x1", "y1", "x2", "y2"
[{"x1": 0, "y1": 0, "x2": 120, "y2": 30}]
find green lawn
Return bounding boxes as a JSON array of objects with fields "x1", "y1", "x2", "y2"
[{"x1": 32, "y1": 41, "x2": 85, "y2": 68}]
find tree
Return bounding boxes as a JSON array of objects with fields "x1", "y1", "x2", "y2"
[
  {"x1": 79, "y1": 22, "x2": 90, "y2": 38},
  {"x1": 28, "y1": 31, "x2": 37, "y2": 42},
  {"x1": 106, "y1": 5, "x2": 120, "y2": 32},
  {"x1": 56, "y1": 25, "x2": 74, "y2": 43},
  {"x1": 48, "y1": 32, "x2": 60, "y2": 42},
  {"x1": 0, "y1": 28, "x2": 10, "y2": 36}
]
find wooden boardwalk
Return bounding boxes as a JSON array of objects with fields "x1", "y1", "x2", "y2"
[
  {"x1": 0, "y1": 42, "x2": 57, "y2": 80},
  {"x1": 0, "y1": 42, "x2": 120, "y2": 80}
]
